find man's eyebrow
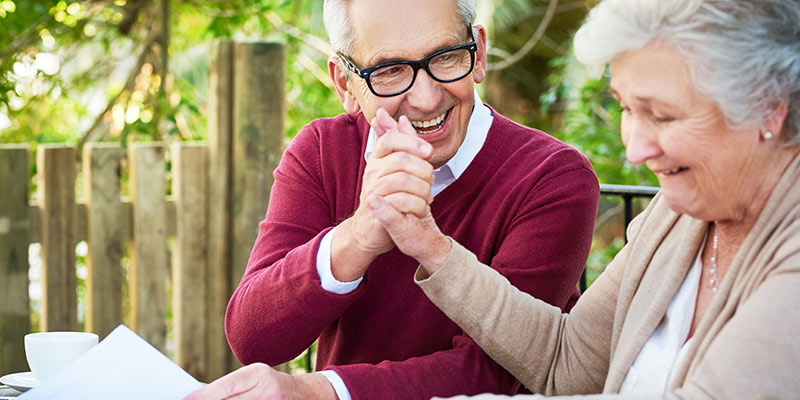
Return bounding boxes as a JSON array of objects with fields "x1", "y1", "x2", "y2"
[{"x1": 369, "y1": 41, "x2": 465, "y2": 67}]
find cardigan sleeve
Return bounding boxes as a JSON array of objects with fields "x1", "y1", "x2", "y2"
[
  {"x1": 417, "y1": 238, "x2": 627, "y2": 396},
  {"x1": 225, "y1": 124, "x2": 365, "y2": 366}
]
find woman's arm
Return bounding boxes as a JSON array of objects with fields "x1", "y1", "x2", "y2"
[{"x1": 415, "y1": 238, "x2": 629, "y2": 395}]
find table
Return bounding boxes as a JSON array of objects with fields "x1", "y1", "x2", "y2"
[{"x1": 0, "y1": 385, "x2": 22, "y2": 398}]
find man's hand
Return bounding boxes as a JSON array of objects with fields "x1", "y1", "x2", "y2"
[
  {"x1": 184, "y1": 363, "x2": 336, "y2": 400},
  {"x1": 330, "y1": 108, "x2": 435, "y2": 281}
]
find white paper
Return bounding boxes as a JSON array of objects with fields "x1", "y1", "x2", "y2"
[{"x1": 19, "y1": 325, "x2": 203, "y2": 400}]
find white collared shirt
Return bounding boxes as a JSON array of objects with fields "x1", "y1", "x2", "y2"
[{"x1": 315, "y1": 90, "x2": 492, "y2": 400}]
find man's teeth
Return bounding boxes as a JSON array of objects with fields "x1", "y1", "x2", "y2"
[
  {"x1": 664, "y1": 167, "x2": 688, "y2": 175},
  {"x1": 410, "y1": 112, "x2": 446, "y2": 132}
]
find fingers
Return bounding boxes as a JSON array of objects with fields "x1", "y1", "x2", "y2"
[
  {"x1": 374, "y1": 173, "x2": 433, "y2": 207},
  {"x1": 371, "y1": 131, "x2": 432, "y2": 160},
  {"x1": 372, "y1": 108, "x2": 398, "y2": 137},
  {"x1": 367, "y1": 195, "x2": 408, "y2": 236},
  {"x1": 184, "y1": 364, "x2": 264, "y2": 400},
  {"x1": 370, "y1": 108, "x2": 430, "y2": 160},
  {"x1": 373, "y1": 109, "x2": 417, "y2": 138},
  {"x1": 383, "y1": 192, "x2": 430, "y2": 218},
  {"x1": 373, "y1": 150, "x2": 435, "y2": 184},
  {"x1": 397, "y1": 115, "x2": 417, "y2": 137}
]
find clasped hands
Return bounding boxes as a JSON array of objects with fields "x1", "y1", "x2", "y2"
[
  {"x1": 364, "y1": 109, "x2": 453, "y2": 272},
  {"x1": 333, "y1": 108, "x2": 452, "y2": 281}
]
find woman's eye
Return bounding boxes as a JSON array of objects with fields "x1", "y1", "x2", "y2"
[{"x1": 654, "y1": 116, "x2": 675, "y2": 123}]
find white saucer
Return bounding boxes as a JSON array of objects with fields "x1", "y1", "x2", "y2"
[{"x1": 0, "y1": 371, "x2": 39, "y2": 392}]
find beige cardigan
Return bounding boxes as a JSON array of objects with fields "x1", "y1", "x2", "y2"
[{"x1": 416, "y1": 155, "x2": 800, "y2": 399}]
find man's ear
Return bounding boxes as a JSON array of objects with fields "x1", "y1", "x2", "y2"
[
  {"x1": 472, "y1": 25, "x2": 488, "y2": 84},
  {"x1": 329, "y1": 56, "x2": 361, "y2": 114}
]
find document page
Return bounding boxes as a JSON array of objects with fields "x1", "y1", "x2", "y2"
[{"x1": 19, "y1": 325, "x2": 203, "y2": 400}]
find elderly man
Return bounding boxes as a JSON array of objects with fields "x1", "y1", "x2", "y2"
[{"x1": 200, "y1": 0, "x2": 599, "y2": 399}]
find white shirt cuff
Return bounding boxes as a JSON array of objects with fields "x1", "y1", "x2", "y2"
[
  {"x1": 317, "y1": 370, "x2": 352, "y2": 400},
  {"x1": 316, "y1": 227, "x2": 363, "y2": 294}
]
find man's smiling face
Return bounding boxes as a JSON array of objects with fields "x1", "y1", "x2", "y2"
[{"x1": 333, "y1": 0, "x2": 487, "y2": 169}]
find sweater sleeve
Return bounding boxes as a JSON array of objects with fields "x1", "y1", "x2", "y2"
[
  {"x1": 225, "y1": 124, "x2": 364, "y2": 366},
  {"x1": 327, "y1": 162, "x2": 601, "y2": 399},
  {"x1": 416, "y1": 192, "x2": 660, "y2": 398}
]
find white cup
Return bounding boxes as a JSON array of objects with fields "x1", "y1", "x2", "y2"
[{"x1": 25, "y1": 332, "x2": 99, "y2": 382}]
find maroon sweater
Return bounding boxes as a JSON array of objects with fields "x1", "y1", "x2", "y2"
[{"x1": 225, "y1": 109, "x2": 599, "y2": 399}]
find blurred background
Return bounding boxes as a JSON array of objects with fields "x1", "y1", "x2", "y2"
[{"x1": 0, "y1": 0, "x2": 657, "y2": 373}]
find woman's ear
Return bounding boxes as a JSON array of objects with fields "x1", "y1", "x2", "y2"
[
  {"x1": 329, "y1": 56, "x2": 361, "y2": 114},
  {"x1": 759, "y1": 103, "x2": 789, "y2": 141}
]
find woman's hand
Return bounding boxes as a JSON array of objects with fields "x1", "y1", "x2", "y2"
[{"x1": 368, "y1": 194, "x2": 452, "y2": 275}]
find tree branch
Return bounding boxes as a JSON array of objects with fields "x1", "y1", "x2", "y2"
[
  {"x1": 264, "y1": 11, "x2": 332, "y2": 56},
  {"x1": 0, "y1": 13, "x2": 52, "y2": 61},
  {"x1": 487, "y1": 0, "x2": 559, "y2": 71},
  {"x1": 77, "y1": 32, "x2": 161, "y2": 150}
]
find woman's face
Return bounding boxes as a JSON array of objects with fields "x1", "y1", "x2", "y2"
[{"x1": 609, "y1": 43, "x2": 768, "y2": 222}]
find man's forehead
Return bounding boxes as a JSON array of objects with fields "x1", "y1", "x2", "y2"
[{"x1": 347, "y1": 0, "x2": 465, "y2": 63}]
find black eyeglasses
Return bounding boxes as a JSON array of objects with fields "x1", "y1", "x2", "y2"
[{"x1": 338, "y1": 41, "x2": 478, "y2": 97}]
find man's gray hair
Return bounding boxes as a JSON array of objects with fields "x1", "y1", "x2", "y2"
[
  {"x1": 574, "y1": 0, "x2": 800, "y2": 144},
  {"x1": 323, "y1": 0, "x2": 477, "y2": 57}
]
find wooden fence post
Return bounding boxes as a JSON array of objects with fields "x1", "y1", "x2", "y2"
[
  {"x1": 231, "y1": 42, "x2": 286, "y2": 291},
  {"x1": 83, "y1": 143, "x2": 125, "y2": 338},
  {"x1": 207, "y1": 39, "x2": 234, "y2": 379},
  {"x1": 0, "y1": 145, "x2": 31, "y2": 375},
  {"x1": 37, "y1": 145, "x2": 78, "y2": 332},
  {"x1": 231, "y1": 41, "x2": 286, "y2": 371},
  {"x1": 173, "y1": 142, "x2": 209, "y2": 381},
  {"x1": 128, "y1": 143, "x2": 168, "y2": 352}
]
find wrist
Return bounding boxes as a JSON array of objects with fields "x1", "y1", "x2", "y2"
[
  {"x1": 293, "y1": 372, "x2": 338, "y2": 400},
  {"x1": 418, "y1": 235, "x2": 452, "y2": 274},
  {"x1": 330, "y1": 218, "x2": 379, "y2": 281}
]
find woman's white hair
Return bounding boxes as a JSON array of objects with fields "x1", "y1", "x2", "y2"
[
  {"x1": 323, "y1": 0, "x2": 477, "y2": 57},
  {"x1": 574, "y1": 0, "x2": 800, "y2": 144}
]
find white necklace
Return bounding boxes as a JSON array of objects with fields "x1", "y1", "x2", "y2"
[{"x1": 708, "y1": 228, "x2": 720, "y2": 293}]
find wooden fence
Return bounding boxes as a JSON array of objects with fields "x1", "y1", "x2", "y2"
[{"x1": 0, "y1": 40, "x2": 286, "y2": 383}]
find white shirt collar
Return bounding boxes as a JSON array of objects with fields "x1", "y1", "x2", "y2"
[{"x1": 364, "y1": 89, "x2": 493, "y2": 183}]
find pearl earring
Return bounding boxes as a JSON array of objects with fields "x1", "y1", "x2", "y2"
[{"x1": 763, "y1": 131, "x2": 774, "y2": 140}]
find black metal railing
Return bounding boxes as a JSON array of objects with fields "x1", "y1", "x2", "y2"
[{"x1": 579, "y1": 184, "x2": 660, "y2": 293}]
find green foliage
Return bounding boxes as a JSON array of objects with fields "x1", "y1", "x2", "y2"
[
  {"x1": 0, "y1": 0, "x2": 342, "y2": 148},
  {"x1": 541, "y1": 56, "x2": 658, "y2": 186}
]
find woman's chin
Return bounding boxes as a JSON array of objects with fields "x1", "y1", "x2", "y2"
[{"x1": 661, "y1": 190, "x2": 704, "y2": 219}]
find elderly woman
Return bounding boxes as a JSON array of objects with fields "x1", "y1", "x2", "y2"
[{"x1": 367, "y1": 0, "x2": 800, "y2": 398}]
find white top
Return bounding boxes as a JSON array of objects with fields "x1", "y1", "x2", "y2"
[
  {"x1": 619, "y1": 234, "x2": 705, "y2": 393},
  {"x1": 315, "y1": 90, "x2": 493, "y2": 400}
]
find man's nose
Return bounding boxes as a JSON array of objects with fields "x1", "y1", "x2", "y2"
[
  {"x1": 624, "y1": 118, "x2": 663, "y2": 165},
  {"x1": 404, "y1": 69, "x2": 441, "y2": 112}
]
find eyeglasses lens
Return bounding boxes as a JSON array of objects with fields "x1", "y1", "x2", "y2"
[{"x1": 368, "y1": 47, "x2": 473, "y2": 96}]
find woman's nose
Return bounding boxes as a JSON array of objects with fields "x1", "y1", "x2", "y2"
[{"x1": 623, "y1": 118, "x2": 663, "y2": 165}]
